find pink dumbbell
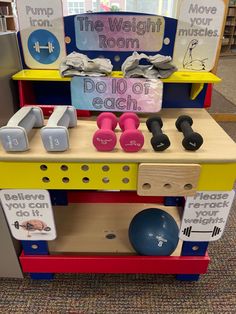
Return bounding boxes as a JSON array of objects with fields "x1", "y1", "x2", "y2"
[
  {"x1": 93, "y1": 112, "x2": 118, "y2": 151},
  {"x1": 119, "y1": 113, "x2": 144, "y2": 152}
]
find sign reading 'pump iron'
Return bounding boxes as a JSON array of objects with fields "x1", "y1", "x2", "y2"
[
  {"x1": 75, "y1": 14, "x2": 165, "y2": 51},
  {"x1": 71, "y1": 77, "x2": 163, "y2": 113}
]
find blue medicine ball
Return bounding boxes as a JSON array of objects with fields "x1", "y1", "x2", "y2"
[{"x1": 128, "y1": 208, "x2": 179, "y2": 256}]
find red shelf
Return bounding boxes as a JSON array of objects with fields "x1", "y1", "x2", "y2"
[{"x1": 20, "y1": 252, "x2": 210, "y2": 274}]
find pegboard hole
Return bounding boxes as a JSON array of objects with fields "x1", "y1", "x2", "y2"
[
  {"x1": 142, "y1": 183, "x2": 151, "y2": 190},
  {"x1": 102, "y1": 177, "x2": 110, "y2": 184},
  {"x1": 102, "y1": 165, "x2": 110, "y2": 172},
  {"x1": 114, "y1": 55, "x2": 120, "y2": 62},
  {"x1": 184, "y1": 184, "x2": 193, "y2": 190},
  {"x1": 65, "y1": 36, "x2": 71, "y2": 44},
  {"x1": 192, "y1": 246, "x2": 199, "y2": 251},
  {"x1": 106, "y1": 233, "x2": 116, "y2": 239},
  {"x1": 62, "y1": 177, "x2": 70, "y2": 183},
  {"x1": 61, "y1": 165, "x2": 68, "y2": 171},
  {"x1": 42, "y1": 177, "x2": 50, "y2": 183},
  {"x1": 31, "y1": 244, "x2": 39, "y2": 250},
  {"x1": 82, "y1": 177, "x2": 90, "y2": 183},
  {"x1": 122, "y1": 165, "x2": 130, "y2": 172},
  {"x1": 122, "y1": 178, "x2": 130, "y2": 184},
  {"x1": 40, "y1": 164, "x2": 48, "y2": 171},
  {"x1": 164, "y1": 37, "x2": 170, "y2": 45},
  {"x1": 163, "y1": 183, "x2": 172, "y2": 189},
  {"x1": 81, "y1": 165, "x2": 89, "y2": 171}
]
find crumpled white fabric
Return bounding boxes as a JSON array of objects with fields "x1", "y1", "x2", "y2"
[
  {"x1": 60, "y1": 52, "x2": 113, "y2": 77},
  {"x1": 122, "y1": 51, "x2": 177, "y2": 79}
]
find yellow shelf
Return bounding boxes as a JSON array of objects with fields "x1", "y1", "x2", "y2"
[
  {"x1": 161, "y1": 71, "x2": 221, "y2": 84},
  {"x1": 12, "y1": 70, "x2": 71, "y2": 82},
  {"x1": 12, "y1": 69, "x2": 221, "y2": 84}
]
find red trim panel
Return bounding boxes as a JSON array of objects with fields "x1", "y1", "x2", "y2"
[
  {"x1": 68, "y1": 191, "x2": 164, "y2": 204},
  {"x1": 20, "y1": 253, "x2": 210, "y2": 274}
]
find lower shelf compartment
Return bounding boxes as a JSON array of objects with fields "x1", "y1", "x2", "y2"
[
  {"x1": 19, "y1": 253, "x2": 210, "y2": 274},
  {"x1": 49, "y1": 203, "x2": 182, "y2": 256}
]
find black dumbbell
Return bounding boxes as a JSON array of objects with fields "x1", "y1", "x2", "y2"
[
  {"x1": 146, "y1": 117, "x2": 170, "y2": 151},
  {"x1": 182, "y1": 226, "x2": 221, "y2": 238},
  {"x1": 175, "y1": 115, "x2": 203, "y2": 151}
]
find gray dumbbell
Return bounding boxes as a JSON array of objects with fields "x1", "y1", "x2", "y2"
[
  {"x1": 33, "y1": 41, "x2": 54, "y2": 53},
  {"x1": 40, "y1": 106, "x2": 77, "y2": 152},
  {"x1": 0, "y1": 106, "x2": 44, "y2": 152}
]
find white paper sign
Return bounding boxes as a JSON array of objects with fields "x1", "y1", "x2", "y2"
[
  {"x1": 180, "y1": 191, "x2": 235, "y2": 242},
  {"x1": 0, "y1": 190, "x2": 56, "y2": 241},
  {"x1": 71, "y1": 77, "x2": 163, "y2": 113},
  {"x1": 16, "y1": 0, "x2": 66, "y2": 69},
  {"x1": 173, "y1": 0, "x2": 225, "y2": 71}
]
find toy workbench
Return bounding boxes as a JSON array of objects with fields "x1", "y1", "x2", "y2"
[{"x1": 0, "y1": 0, "x2": 235, "y2": 281}]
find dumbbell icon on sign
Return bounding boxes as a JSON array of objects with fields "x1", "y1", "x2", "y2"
[
  {"x1": 146, "y1": 116, "x2": 170, "y2": 151},
  {"x1": 175, "y1": 115, "x2": 203, "y2": 151},
  {"x1": 119, "y1": 113, "x2": 144, "y2": 152},
  {"x1": 33, "y1": 41, "x2": 55, "y2": 54},
  {"x1": 182, "y1": 226, "x2": 221, "y2": 238},
  {"x1": 93, "y1": 112, "x2": 118, "y2": 151}
]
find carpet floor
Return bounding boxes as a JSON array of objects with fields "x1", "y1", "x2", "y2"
[{"x1": 214, "y1": 57, "x2": 236, "y2": 105}]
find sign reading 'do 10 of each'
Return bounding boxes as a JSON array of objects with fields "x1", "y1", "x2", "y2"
[
  {"x1": 74, "y1": 14, "x2": 165, "y2": 51},
  {"x1": 71, "y1": 77, "x2": 163, "y2": 113}
]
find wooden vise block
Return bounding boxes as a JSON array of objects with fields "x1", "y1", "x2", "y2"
[{"x1": 137, "y1": 163, "x2": 201, "y2": 196}]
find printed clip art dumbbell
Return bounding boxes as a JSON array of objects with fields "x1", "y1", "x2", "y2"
[
  {"x1": 146, "y1": 116, "x2": 170, "y2": 151},
  {"x1": 182, "y1": 226, "x2": 221, "y2": 238},
  {"x1": 33, "y1": 41, "x2": 54, "y2": 54},
  {"x1": 119, "y1": 113, "x2": 144, "y2": 152},
  {"x1": 93, "y1": 112, "x2": 118, "y2": 151},
  {"x1": 175, "y1": 115, "x2": 203, "y2": 151},
  {"x1": 40, "y1": 106, "x2": 77, "y2": 152},
  {"x1": 0, "y1": 106, "x2": 44, "y2": 152}
]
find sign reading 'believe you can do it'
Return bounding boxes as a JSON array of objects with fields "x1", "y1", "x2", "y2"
[{"x1": 0, "y1": 190, "x2": 56, "y2": 241}]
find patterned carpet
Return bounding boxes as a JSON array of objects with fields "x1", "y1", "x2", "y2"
[{"x1": 214, "y1": 57, "x2": 236, "y2": 106}]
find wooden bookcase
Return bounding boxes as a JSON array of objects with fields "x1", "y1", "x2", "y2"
[
  {"x1": 0, "y1": 0, "x2": 16, "y2": 31},
  {"x1": 221, "y1": 4, "x2": 236, "y2": 55}
]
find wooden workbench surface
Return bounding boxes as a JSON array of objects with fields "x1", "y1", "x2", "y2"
[{"x1": 0, "y1": 109, "x2": 235, "y2": 163}]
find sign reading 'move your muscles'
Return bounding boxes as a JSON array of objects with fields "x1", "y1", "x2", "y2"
[
  {"x1": 174, "y1": 0, "x2": 225, "y2": 71},
  {"x1": 75, "y1": 14, "x2": 165, "y2": 51},
  {"x1": 71, "y1": 77, "x2": 163, "y2": 113}
]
